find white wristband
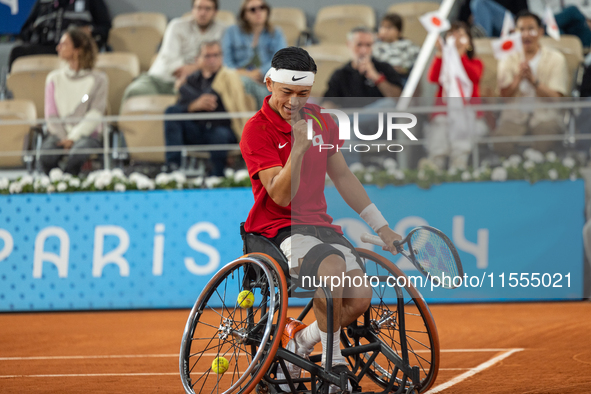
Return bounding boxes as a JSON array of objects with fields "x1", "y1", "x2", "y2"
[{"x1": 359, "y1": 203, "x2": 389, "y2": 233}]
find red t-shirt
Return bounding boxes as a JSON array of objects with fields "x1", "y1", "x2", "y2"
[{"x1": 240, "y1": 96, "x2": 344, "y2": 238}]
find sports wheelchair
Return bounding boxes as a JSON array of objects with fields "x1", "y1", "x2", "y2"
[{"x1": 180, "y1": 226, "x2": 440, "y2": 394}]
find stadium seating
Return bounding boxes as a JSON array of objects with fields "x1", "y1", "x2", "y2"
[
  {"x1": 304, "y1": 44, "x2": 350, "y2": 97},
  {"x1": 108, "y1": 12, "x2": 168, "y2": 72},
  {"x1": 117, "y1": 95, "x2": 177, "y2": 164},
  {"x1": 6, "y1": 55, "x2": 62, "y2": 117},
  {"x1": 0, "y1": 99, "x2": 37, "y2": 169},
  {"x1": 313, "y1": 5, "x2": 375, "y2": 45},
  {"x1": 216, "y1": 10, "x2": 236, "y2": 26},
  {"x1": 472, "y1": 38, "x2": 497, "y2": 97},
  {"x1": 95, "y1": 52, "x2": 141, "y2": 115},
  {"x1": 387, "y1": 1, "x2": 440, "y2": 46},
  {"x1": 270, "y1": 7, "x2": 307, "y2": 46},
  {"x1": 540, "y1": 35, "x2": 584, "y2": 94}
]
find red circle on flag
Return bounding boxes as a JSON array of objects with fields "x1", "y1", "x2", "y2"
[
  {"x1": 431, "y1": 16, "x2": 441, "y2": 26},
  {"x1": 501, "y1": 40, "x2": 513, "y2": 51}
]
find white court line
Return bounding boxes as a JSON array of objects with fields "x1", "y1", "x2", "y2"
[
  {"x1": 425, "y1": 348, "x2": 524, "y2": 393},
  {"x1": 0, "y1": 349, "x2": 517, "y2": 361}
]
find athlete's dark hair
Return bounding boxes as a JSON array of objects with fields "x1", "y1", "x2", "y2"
[
  {"x1": 271, "y1": 47, "x2": 317, "y2": 73},
  {"x1": 515, "y1": 10, "x2": 542, "y2": 27}
]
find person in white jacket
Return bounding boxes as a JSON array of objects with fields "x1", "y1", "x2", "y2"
[{"x1": 40, "y1": 26, "x2": 108, "y2": 175}]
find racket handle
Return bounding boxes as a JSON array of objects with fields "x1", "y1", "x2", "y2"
[{"x1": 360, "y1": 233, "x2": 387, "y2": 247}]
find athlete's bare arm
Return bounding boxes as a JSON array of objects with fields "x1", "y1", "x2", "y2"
[
  {"x1": 258, "y1": 119, "x2": 311, "y2": 207},
  {"x1": 327, "y1": 152, "x2": 402, "y2": 253}
]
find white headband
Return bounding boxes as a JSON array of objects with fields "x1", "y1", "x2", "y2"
[{"x1": 263, "y1": 67, "x2": 315, "y2": 86}]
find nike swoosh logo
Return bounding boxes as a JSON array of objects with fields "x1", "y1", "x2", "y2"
[
  {"x1": 292, "y1": 75, "x2": 306, "y2": 81},
  {"x1": 279, "y1": 142, "x2": 288, "y2": 149}
]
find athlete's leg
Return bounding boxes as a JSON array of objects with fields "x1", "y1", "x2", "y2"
[{"x1": 341, "y1": 268, "x2": 372, "y2": 327}]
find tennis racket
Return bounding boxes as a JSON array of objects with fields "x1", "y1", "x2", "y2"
[{"x1": 361, "y1": 226, "x2": 464, "y2": 289}]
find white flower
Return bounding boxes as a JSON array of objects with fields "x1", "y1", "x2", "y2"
[
  {"x1": 56, "y1": 182, "x2": 67, "y2": 192},
  {"x1": 69, "y1": 178, "x2": 81, "y2": 188},
  {"x1": 508, "y1": 155, "x2": 522, "y2": 167},
  {"x1": 383, "y1": 158, "x2": 397, "y2": 171},
  {"x1": 20, "y1": 175, "x2": 34, "y2": 186},
  {"x1": 114, "y1": 183, "x2": 126, "y2": 192},
  {"x1": 461, "y1": 171, "x2": 472, "y2": 181},
  {"x1": 349, "y1": 162, "x2": 365, "y2": 173},
  {"x1": 363, "y1": 173, "x2": 374, "y2": 183},
  {"x1": 548, "y1": 169, "x2": 558, "y2": 180},
  {"x1": 524, "y1": 148, "x2": 544, "y2": 163},
  {"x1": 39, "y1": 176, "x2": 51, "y2": 187},
  {"x1": 546, "y1": 151, "x2": 557, "y2": 162},
  {"x1": 48, "y1": 168, "x2": 64, "y2": 182},
  {"x1": 0, "y1": 178, "x2": 9, "y2": 189},
  {"x1": 502, "y1": 160, "x2": 511, "y2": 168},
  {"x1": 61, "y1": 173, "x2": 72, "y2": 181},
  {"x1": 234, "y1": 169, "x2": 249, "y2": 183},
  {"x1": 418, "y1": 169, "x2": 426, "y2": 180},
  {"x1": 192, "y1": 177, "x2": 204, "y2": 186},
  {"x1": 204, "y1": 176, "x2": 223, "y2": 189},
  {"x1": 170, "y1": 171, "x2": 186, "y2": 184},
  {"x1": 8, "y1": 182, "x2": 22, "y2": 194},
  {"x1": 366, "y1": 165, "x2": 378, "y2": 173},
  {"x1": 128, "y1": 172, "x2": 145, "y2": 184},
  {"x1": 523, "y1": 160, "x2": 535, "y2": 170},
  {"x1": 224, "y1": 168, "x2": 235, "y2": 178},
  {"x1": 393, "y1": 170, "x2": 405, "y2": 180},
  {"x1": 562, "y1": 157, "x2": 576, "y2": 168},
  {"x1": 447, "y1": 167, "x2": 458, "y2": 176},
  {"x1": 491, "y1": 167, "x2": 508, "y2": 182},
  {"x1": 111, "y1": 168, "x2": 125, "y2": 180},
  {"x1": 155, "y1": 172, "x2": 171, "y2": 186},
  {"x1": 46, "y1": 185, "x2": 55, "y2": 193},
  {"x1": 473, "y1": 169, "x2": 482, "y2": 179}
]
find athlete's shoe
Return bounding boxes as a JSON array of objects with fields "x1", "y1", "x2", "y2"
[{"x1": 276, "y1": 318, "x2": 313, "y2": 391}]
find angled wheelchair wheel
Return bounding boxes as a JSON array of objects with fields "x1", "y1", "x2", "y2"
[
  {"x1": 180, "y1": 253, "x2": 288, "y2": 394},
  {"x1": 341, "y1": 249, "x2": 440, "y2": 393}
]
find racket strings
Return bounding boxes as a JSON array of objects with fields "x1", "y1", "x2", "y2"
[{"x1": 410, "y1": 230, "x2": 460, "y2": 288}]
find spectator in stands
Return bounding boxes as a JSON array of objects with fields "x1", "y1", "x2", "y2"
[
  {"x1": 324, "y1": 26, "x2": 403, "y2": 99},
  {"x1": 466, "y1": 0, "x2": 591, "y2": 47},
  {"x1": 40, "y1": 26, "x2": 107, "y2": 175},
  {"x1": 221, "y1": 0, "x2": 286, "y2": 107},
  {"x1": 494, "y1": 11, "x2": 569, "y2": 156},
  {"x1": 120, "y1": 0, "x2": 226, "y2": 110},
  {"x1": 468, "y1": 0, "x2": 528, "y2": 37},
  {"x1": 528, "y1": 0, "x2": 591, "y2": 48},
  {"x1": 373, "y1": 13, "x2": 420, "y2": 80},
  {"x1": 164, "y1": 41, "x2": 252, "y2": 176},
  {"x1": 425, "y1": 21, "x2": 488, "y2": 171},
  {"x1": 8, "y1": 0, "x2": 111, "y2": 70}
]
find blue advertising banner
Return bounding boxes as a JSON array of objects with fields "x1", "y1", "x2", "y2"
[
  {"x1": 0, "y1": 0, "x2": 36, "y2": 35},
  {"x1": 0, "y1": 180, "x2": 585, "y2": 311}
]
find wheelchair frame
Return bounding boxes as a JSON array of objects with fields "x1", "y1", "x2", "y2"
[{"x1": 179, "y1": 231, "x2": 439, "y2": 394}]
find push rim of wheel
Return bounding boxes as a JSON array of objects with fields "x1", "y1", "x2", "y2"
[
  {"x1": 342, "y1": 249, "x2": 440, "y2": 393},
  {"x1": 180, "y1": 255, "x2": 288, "y2": 394}
]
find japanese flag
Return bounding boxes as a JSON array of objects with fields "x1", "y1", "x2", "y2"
[
  {"x1": 501, "y1": 11, "x2": 515, "y2": 37},
  {"x1": 544, "y1": 5, "x2": 561, "y2": 41},
  {"x1": 439, "y1": 36, "x2": 473, "y2": 100},
  {"x1": 419, "y1": 11, "x2": 451, "y2": 34},
  {"x1": 492, "y1": 31, "x2": 524, "y2": 60}
]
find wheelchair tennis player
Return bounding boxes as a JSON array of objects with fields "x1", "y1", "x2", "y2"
[{"x1": 239, "y1": 47, "x2": 402, "y2": 393}]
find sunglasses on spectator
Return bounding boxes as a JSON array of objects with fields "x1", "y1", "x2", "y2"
[{"x1": 247, "y1": 4, "x2": 268, "y2": 13}]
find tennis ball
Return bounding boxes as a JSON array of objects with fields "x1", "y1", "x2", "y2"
[
  {"x1": 237, "y1": 290, "x2": 255, "y2": 309},
  {"x1": 212, "y1": 357, "x2": 229, "y2": 374}
]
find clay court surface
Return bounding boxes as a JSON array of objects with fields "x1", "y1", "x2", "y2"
[{"x1": 1, "y1": 301, "x2": 590, "y2": 393}]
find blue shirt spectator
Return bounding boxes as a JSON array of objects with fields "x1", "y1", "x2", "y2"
[
  {"x1": 221, "y1": 0, "x2": 286, "y2": 107},
  {"x1": 222, "y1": 23, "x2": 286, "y2": 78}
]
